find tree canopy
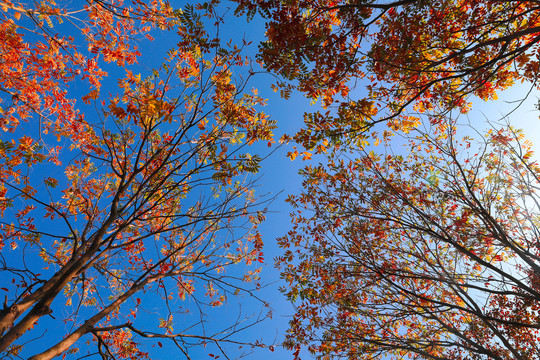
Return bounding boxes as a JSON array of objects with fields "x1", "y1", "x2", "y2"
[
  {"x1": 279, "y1": 119, "x2": 540, "y2": 359},
  {"x1": 234, "y1": 0, "x2": 540, "y2": 146},
  {"x1": 3, "y1": 0, "x2": 540, "y2": 359},
  {"x1": 0, "y1": 1, "x2": 275, "y2": 359},
  {"x1": 231, "y1": 1, "x2": 540, "y2": 359}
]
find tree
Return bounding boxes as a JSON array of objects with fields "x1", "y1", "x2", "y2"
[
  {"x1": 234, "y1": 0, "x2": 540, "y2": 144},
  {"x1": 278, "y1": 118, "x2": 540, "y2": 360},
  {"x1": 0, "y1": 1, "x2": 275, "y2": 359},
  {"x1": 229, "y1": 2, "x2": 540, "y2": 358}
]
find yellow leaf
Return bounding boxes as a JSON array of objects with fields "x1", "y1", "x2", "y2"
[{"x1": 288, "y1": 150, "x2": 298, "y2": 161}]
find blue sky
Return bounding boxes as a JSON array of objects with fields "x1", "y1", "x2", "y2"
[{"x1": 4, "y1": 1, "x2": 540, "y2": 359}]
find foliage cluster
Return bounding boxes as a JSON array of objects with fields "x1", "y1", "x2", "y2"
[
  {"x1": 3, "y1": 1, "x2": 540, "y2": 360},
  {"x1": 0, "y1": 1, "x2": 275, "y2": 359}
]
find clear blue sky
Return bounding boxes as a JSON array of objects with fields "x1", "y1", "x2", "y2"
[{"x1": 7, "y1": 1, "x2": 540, "y2": 359}]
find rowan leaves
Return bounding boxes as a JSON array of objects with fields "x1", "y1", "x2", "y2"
[
  {"x1": 0, "y1": 1, "x2": 273, "y2": 359},
  {"x1": 278, "y1": 117, "x2": 540, "y2": 359},
  {"x1": 236, "y1": 0, "x2": 540, "y2": 132}
]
